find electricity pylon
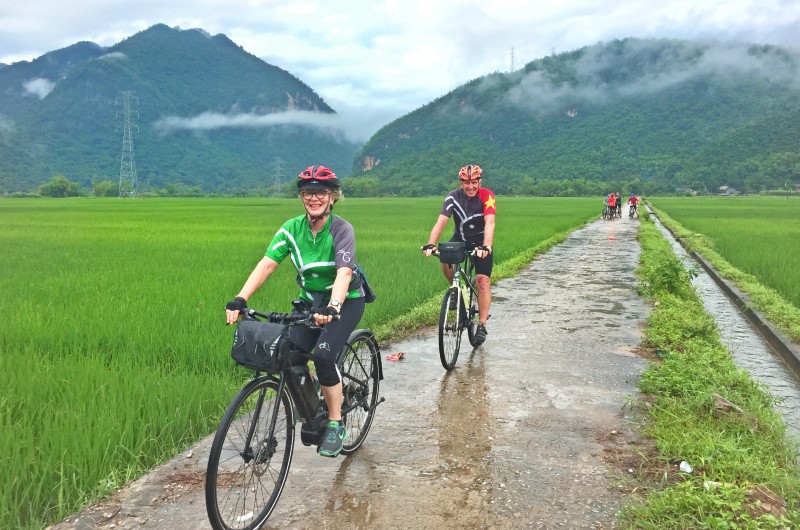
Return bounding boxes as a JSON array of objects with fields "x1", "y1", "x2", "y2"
[{"x1": 116, "y1": 91, "x2": 139, "y2": 198}]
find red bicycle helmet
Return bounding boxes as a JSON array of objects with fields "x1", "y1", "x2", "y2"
[
  {"x1": 297, "y1": 165, "x2": 340, "y2": 190},
  {"x1": 458, "y1": 164, "x2": 483, "y2": 181}
]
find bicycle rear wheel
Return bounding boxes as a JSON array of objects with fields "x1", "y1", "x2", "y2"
[
  {"x1": 339, "y1": 330, "x2": 381, "y2": 454},
  {"x1": 438, "y1": 287, "x2": 462, "y2": 370},
  {"x1": 206, "y1": 377, "x2": 295, "y2": 530}
]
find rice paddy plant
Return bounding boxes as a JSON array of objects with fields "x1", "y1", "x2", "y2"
[
  {"x1": 648, "y1": 196, "x2": 800, "y2": 307},
  {"x1": 0, "y1": 196, "x2": 597, "y2": 528}
]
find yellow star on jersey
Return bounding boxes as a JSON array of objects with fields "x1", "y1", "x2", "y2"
[{"x1": 483, "y1": 196, "x2": 496, "y2": 209}]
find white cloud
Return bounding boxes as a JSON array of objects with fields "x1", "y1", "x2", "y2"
[
  {"x1": 504, "y1": 39, "x2": 800, "y2": 116},
  {"x1": 1, "y1": 0, "x2": 799, "y2": 117},
  {"x1": 0, "y1": 115, "x2": 14, "y2": 137},
  {"x1": 23, "y1": 78, "x2": 56, "y2": 99},
  {"x1": 98, "y1": 51, "x2": 126, "y2": 61},
  {"x1": 152, "y1": 108, "x2": 388, "y2": 143}
]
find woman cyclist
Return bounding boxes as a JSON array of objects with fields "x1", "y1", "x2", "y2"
[{"x1": 224, "y1": 165, "x2": 367, "y2": 458}]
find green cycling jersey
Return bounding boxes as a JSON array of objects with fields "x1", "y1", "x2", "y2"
[{"x1": 265, "y1": 214, "x2": 360, "y2": 302}]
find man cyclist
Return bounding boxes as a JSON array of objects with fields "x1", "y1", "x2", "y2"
[
  {"x1": 421, "y1": 164, "x2": 496, "y2": 345},
  {"x1": 627, "y1": 193, "x2": 639, "y2": 217},
  {"x1": 225, "y1": 165, "x2": 367, "y2": 458}
]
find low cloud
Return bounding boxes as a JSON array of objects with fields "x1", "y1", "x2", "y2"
[
  {"x1": 153, "y1": 108, "x2": 392, "y2": 143},
  {"x1": 23, "y1": 78, "x2": 55, "y2": 99},
  {"x1": 98, "y1": 51, "x2": 126, "y2": 61},
  {"x1": 506, "y1": 39, "x2": 800, "y2": 116},
  {"x1": 0, "y1": 115, "x2": 14, "y2": 142}
]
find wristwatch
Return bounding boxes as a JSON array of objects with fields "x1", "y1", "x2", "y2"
[{"x1": 328, "y1": 298, "x2": 342, "y2": 312}]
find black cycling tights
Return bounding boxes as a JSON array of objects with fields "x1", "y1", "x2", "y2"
[{"x1": 291, "y1": 297, "x2": 366, "y2": 387}]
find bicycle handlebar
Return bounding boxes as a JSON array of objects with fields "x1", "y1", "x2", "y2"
[
  {"x1": 240, "y1": 308, "x2": 340, "y2": 326},
  {"x1": 421, "y1": 246, "x2": 480, "y2": 256}
]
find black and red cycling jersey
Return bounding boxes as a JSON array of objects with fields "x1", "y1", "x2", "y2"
[{"x1": 439, "y1": 188, "x2": 496, "y2": 246}]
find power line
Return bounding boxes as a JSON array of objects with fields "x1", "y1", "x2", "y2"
[{"x1": 116, "y1": 91, "x2": 139, "y2": 198}]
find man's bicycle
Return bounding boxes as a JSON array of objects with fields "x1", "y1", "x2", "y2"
[
  {"x1": 629, "y1": 203, "x2": 638, "y2": 219},
  {"x1": 429, "y1": 241, "x2": 481, "y2": 370},
  {"x1": 205, "y1": 303, "x2": 384, "y2": 530}
]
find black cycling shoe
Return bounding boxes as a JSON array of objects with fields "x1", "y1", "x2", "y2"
[
  {"x1": 473, "y1": 324, "x2": 488, "y2": 345},
  {"x1": 318, "y1": 420, "x2": 346, "y2": 457}
]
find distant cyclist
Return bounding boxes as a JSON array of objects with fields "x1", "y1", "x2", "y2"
[
  {"x1": 607, "y1": 193, "x2": 617, "y2": 218},
  {"x1": 224, "y1": 165, "x2": 368, "y2": 458},
  {"x1": 627, "y1": 193, "x2": 639, "y2": 217},
  {"x1": 421, "y1": 164, "x2": 496, "y2": 345}
]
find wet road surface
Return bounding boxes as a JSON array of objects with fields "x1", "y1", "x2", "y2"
[{"x1": 51, "y1": 213, "x2": 650, "y2": 530}]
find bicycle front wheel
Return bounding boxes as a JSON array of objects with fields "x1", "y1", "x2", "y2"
[
  {"x1": 439, "y1": 287, "x2": 462, "y2": 370},
  {"x1": 466, "y1": 282, "x2": 481, "y2": 347},
  {"x1": 205, "y1": 377, "x2": 295, "y2": 530},
  {"x1": 340, "y1": 330, "x2": 381, "y2": 454}
]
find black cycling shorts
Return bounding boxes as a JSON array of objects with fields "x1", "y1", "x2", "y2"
[{"x1": 448, "y1": 238, "x2": 493, "y2": 278}]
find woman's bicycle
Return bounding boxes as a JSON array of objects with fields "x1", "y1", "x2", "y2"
[
  {"x1": 205, "y1": 303, "x2": 384, "y2": 530},
  {"x1": 429, "y1": 241, "x2": 481, "y2": 370}
]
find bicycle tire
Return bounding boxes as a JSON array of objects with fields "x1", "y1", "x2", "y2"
[
  {"x1": 339, "y1": 330, "x2": 381, "y2": 454},
  {"x1": 438, "y1": 287, "x2": 462, "y2": 370},
  {"x1": 466, "y1": 280, "x2": 481, "y2": 347},
  {"x1": 206, "y1": 377, "x2": 295, "y2": 530}
]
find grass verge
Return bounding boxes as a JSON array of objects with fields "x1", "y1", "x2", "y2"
[
  {"x1": 616, "y1": 209, "x2": 800, "y2": 529},
  {"x1": 647, "y1": 204, "x2": 800, "y2": 343}
]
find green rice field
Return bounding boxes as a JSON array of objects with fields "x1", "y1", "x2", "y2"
[
  {"x1": 648, "y1": 196, "x2": 800, "y2": 308},
  {"x1": 0, "y1": 196, "x2": 598, "y2": 529}
]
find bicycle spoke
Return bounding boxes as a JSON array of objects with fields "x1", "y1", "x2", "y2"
[
  {"x1": 340, "y1": 332, "x2": 380, "y2": 454},
  {"x1": 206, "y1": 378, "x2": 294, "y2": 530},
  {"x1": 439, "y1": 288, "x2": 462, "y2": 370}
]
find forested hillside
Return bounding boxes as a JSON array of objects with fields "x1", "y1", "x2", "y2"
[
  {"x1": 0, "y1": 24, "x2": 359, "y2": 195},
  {"x1": 3, "y1": 33, "x2": 798, "y2": 197},
  {"x1": 351, "y1": 39, "x2": 800, "y2": 196}
]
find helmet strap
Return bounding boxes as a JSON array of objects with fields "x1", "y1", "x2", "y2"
[{"x1": 305, "y1": 198, "x2": 333, "y2": 225}]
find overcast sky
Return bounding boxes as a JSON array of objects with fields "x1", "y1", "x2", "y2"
[{"x1": 2, "y1": 1, "x2": 799, "y2": 140}]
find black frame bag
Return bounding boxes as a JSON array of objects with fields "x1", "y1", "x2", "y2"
[{"x1": 230, "y1": 319, "x2": 286, "y2": 372}]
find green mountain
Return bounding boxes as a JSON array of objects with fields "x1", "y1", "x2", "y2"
[
  {"x1": 5, "y1": 34, "x2": 799, "y2": 197},
  {"x1": 0, "y1": 24, "x2": 359, "y2": 194},
  {"x1": 352, "y1": 38, "x2": 800, "y2": 196}
]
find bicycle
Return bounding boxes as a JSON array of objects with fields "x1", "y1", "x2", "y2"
[
  {"x1": 602, "y1": 205, "x2": 612, "y2": 220},
  {"x1": 205, "y1": 303, "x2": 384, "y2": 530},
  {"x1": 629, "y1": 204, "x2": 638, "y2": 219},
  {"x1": 427, "y1": 241, "x2": 481, "y2": 370}
]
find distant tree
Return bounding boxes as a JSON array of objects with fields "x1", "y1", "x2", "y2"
[
  {"x1": 343, "y1": 176, "x2": 380, "y2": 197},
  {"x1": 93, "y1": 179, "x2": 118, "y2": 197},
  {"x1": 38, "y1": 175, "x2": 83, "y2": 197}
]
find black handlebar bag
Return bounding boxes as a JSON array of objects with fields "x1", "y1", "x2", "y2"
[
  {"x1": 437, "y1": 241, "x2": 466, "y2": 264},
  {"x1": 231, "y1": 319, "x2": 286, "y2": 372}
]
